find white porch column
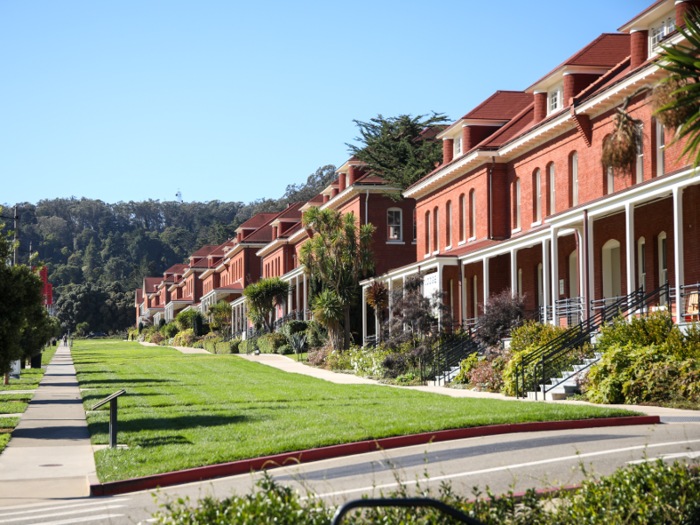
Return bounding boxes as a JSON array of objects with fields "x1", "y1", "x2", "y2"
[
  {"x1": 303, "y1": 273, "x2": 308, "y2": 320},
  {"x1": 550, "y1": 227, "x2": 559, "y2": 326},
  {"x1": 437, "y1": 263, "x2": 444, "y2": 327},
  {"x1": 587, "y1": 214, "x2": 596, "y2": 315},
  {"x1": 625, "y1": 202, "x2": 635, "y2": 311},
  {"x1": 510, "y1": 249, "x2": 518, "y2": 296},
  {"x1": 362, "y1": 284, "x2": 367, "y2": 344},
  {"x1": 460, "y1": 262, "x2": 467, "y2": 324},
  {"x1": 673, "y1": 186, "x2": 685, "y2": 321},
  {"x1": 287, "y1": 285, "x2": 293, "y2": 316},
  {"x1": 295, "y1": 276, "x2": 300, "y2": 313},
  {"x1": 388, "y1": 279, "x2": 394, "y2": 326},
  {"x1": 542, "y1": 239, "x2": 550, "y2": 324},
  {"x1": 482, "y1": 257, "x2": 489, "y2": 306}
]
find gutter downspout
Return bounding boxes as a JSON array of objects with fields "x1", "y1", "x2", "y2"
[{"x1": 488, "y1": 156, "x2": 495, "y2": 240}]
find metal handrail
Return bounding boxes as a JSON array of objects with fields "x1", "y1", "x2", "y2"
[{"x1": 331, "y1": 498, "x2": 483, "y2": 525}]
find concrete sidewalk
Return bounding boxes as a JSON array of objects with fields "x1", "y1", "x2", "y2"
[
  {"x1": 0, "y1": 344, "x2": 97, "y2": 506},
  {"x1": 239, "y1": 353, "x2": 700, "y2": 419}
]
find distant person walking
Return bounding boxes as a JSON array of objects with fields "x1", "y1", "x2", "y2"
[{"x1": 62, "y1": 335, "x2": 67, "y2": 346}]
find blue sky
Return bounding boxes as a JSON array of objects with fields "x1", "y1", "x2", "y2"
[{"x1": 2, "y1": 0, "x2": 647, "y2": 207}]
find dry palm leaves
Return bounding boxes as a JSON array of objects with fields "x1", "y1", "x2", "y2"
[
  {"x1": 601, "y1": 89, "x2": 645, "y2": 176},
  {"x1": 653, "y1": 78, "x2": 699, "y2": 130}
]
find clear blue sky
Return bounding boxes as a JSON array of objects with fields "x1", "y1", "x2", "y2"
[{"x1": 2, "y1": 0, "x2": 647, "y2": 207}]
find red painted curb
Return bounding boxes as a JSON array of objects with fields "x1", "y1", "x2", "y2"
[{"x1": 90, "y1": 415, "x2": 660, "y2": 496}]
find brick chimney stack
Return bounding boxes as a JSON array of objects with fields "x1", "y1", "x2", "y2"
[
  {"x1": 534, "y1": 92, "x2": 547, "y2": 123},
  {"x1": 630, "y1": 29, "x2": 648, "y2": 69},
  {"x1": 442, "y1": 138, "x2": 454, "y2": 165}
]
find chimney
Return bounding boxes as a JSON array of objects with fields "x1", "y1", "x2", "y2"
[
  {"x1": 272, "y1": 226, "x2": 278, "y2": 240},
  {"x1": 322, "y1": 194, "x2": 329, "y2": 203},
  {"x1": 236, "y1": 232, "x2": 242, "y2": 242},
  {"x1": 676, "y1": 0, "x2": 700, "y2": 27},
  {"x1": 348, "y1": 165, "x2": 357, "y2": 185},
  {"x1": 563, "y1": 75, "x2": 576, "y2": 107},
  {"x1": 330, "y1": 188, "x2": 339, "y2": 199},
  {"x1": 442, "y1": 138, "x2": 454, "y2": 165},
  {"x1": 630, "y1": 29, "x2": 649, "y2": 69},
  {"x1": 338, "y1": 174, "x2": 346, "y2": 193},
  {"x1": 534, "y1": 92, "x2": 547, "y2": 123}
]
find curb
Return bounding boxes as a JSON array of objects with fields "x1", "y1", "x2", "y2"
[{"x1": 90, "y1": 415, "x2": 660, "y2": 496}]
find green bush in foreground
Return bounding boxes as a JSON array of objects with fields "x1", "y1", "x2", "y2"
[{"x1": 152, "y1": 460, "x2": 700, "y2": 524}]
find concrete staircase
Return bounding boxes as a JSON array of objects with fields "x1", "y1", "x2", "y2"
[
  {"x1": 526, "y1": 352, "x2": 603, "y2": 400},
  {"x1": 427, "y1": 365, "x2": 461, "y2": 386}
]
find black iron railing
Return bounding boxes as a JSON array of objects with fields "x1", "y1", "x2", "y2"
[{"x1": 515, "y1": 283, "x2": 669, "y2": 399}]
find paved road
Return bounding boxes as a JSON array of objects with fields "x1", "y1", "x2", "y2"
[{"x1": 0, "y1": 421, "x2": 696, "y2": 525}]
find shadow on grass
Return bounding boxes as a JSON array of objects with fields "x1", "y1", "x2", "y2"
[
  {"x1": 78, "y1": 378, "x2": 180, "y2": 386},
  {"x1": 88, "y1": 414, "x2": 255, "y2": 436},
  {"x1": 132, "y1": 435, "x2": 194, "y2": 447}
]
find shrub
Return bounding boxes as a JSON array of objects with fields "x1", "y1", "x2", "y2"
[
  {"x1": 307, "y1": 347, "x2": 328, "y2": 366},
  {"x1": 305, "y1": 320, "x2": 327, "y2": 348},
  {"x1": 476, "y1": 288, "x2": 526, "y2": 347},
  {"x1": 158, "y1": 318, "x2": 166, "y2": 328},
  {"x1": 277, "y1": 344, "x2": 293, "y2": 355},
  {"x1": 229, "y1": 339, "x2": 241, "y2": 354},
  {"x1": 258, "y1": 333, "x2": 287, "y2": 354},
  {"x1": 453, "y1": 354, "x2": 479, "y2": 384},
  {"x1": 148, "y1": 331, "x2": 165, "y2": 345},
  {"x1": 326, "y1": 349, "x2": 353, "y2": 370},
  {"x1": 282, "y1": 320, "x2": 308, "y2": 338},
  {"x1": 213, "y1": 341, "x2": 237, "y2": 354},
  {"x1": 176, "y1": 309, "x2": 204, "y2": 332},
  {"x1": 161, "y1": 323, "x2": 179, "y2": 339},
  {"x1": 172, "y1": 328, "x2": 196, "y2": 347},
  {"x1": 501, "y1": 322, "x2": 570, "y2": 397}
]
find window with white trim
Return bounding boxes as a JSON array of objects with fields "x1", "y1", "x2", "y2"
[
  {"x1": 548, "y1": 163, "x2": 556, "y2": 215},
  {"x1": 514, "y1": 178, "x2": 521, "y2": 229},
  {"x1": 424, "y1": 212, "x2": 431, "y2": 255},
  {"x1": 453, "y1": 136, "x2": 462, "y2": 157},
  {"x1": 607, "y1": 166, "x2": 615, "y2": 195},
  {"x1": 636, "y1": 123, "x2": 644, "y2": 184},
  {"x1": 388, "y1": 208, "x2": 402, "y2": 241},
  {"x1": 469, "y1": 190, "x2": 476, "y2": 239},
  {"x1": 534, "y1": 169, "x2": 542, "y2": 223},
  {"x1": 571, "y1": 152, "x2": 579, "y2": 206},
  {"x1": 638, "y1": 237, "x2": 646, "y2": 292},
  {"x1": 650, "y1": 16, "x2": 675, "y2": 53},
  {"x1": 658, "y1": 231, "x2": 668, "y2": 288},
  {"x1": 459, "y1": 194, "x2": 466, "y2": 242},
  {"x1": 446, "y1": 201, "x2": 452, "y2": 248},
  {"x1": 548, "y1": 83, "x2": 564, "y2": 114},
  {"x1": 656, "y1": 119, "x2": 665, "y2": 176}
]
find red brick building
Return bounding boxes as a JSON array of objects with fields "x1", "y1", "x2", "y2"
[{"x1": 362, "y1": 0, "x2": 700, "y2": 340}]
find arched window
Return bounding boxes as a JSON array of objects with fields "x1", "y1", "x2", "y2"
[
  {"x1": 513, "y1": 178, "x2": 521, "y2": 229},
  {"x1": 446, "y1": 201, "x2": 452, "y2": 248},
  {"x1": 606, "y1": 166, "x2": 615, "y2": 195},
  {"x1": 459, "y1": 194, "x2": 466, "y2": 242},
  {"x1": 424, "y1": 211, "x2": 430, "y2": 255},
  {"x1": 533, "y1": 169, "x2": 542, "y2": 223},
  {"x1": 636, "y1": 123, "x2": 644, "y2": 184},
  {"x1": 469, "y1": 190, "x2": 476, "y2": 239},
  {"x1": 388, "y1": 208, "x2": 402, "y2": 241},
  {"x1": 570, "y1": 152, "x2": 579, "y2": 206},
  {"x1": 656, "y1": 119, "x2": 665, "y2": 176},
  {"x1": 548, "y1": 163, "x2": 556, "y2": 215},
  {"x1": 413, "y1": 209, "x2": 417, "y2": 242},
  {"x1": 433, "y1": 207, "x2": 439, "y2": 253},
  {"x1": 637, "y1": 237, "x2": 646, "y2": 292}
]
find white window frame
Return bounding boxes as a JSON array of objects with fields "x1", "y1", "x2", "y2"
[
  {"x1": 548, "y1": 83, "x2": 564, "y2": 115},
  {"x1": 638, "y1": 237, "x2": 646, "y2": 292},
  {"x1": 424, "y1": 212, "x2": 431, "y2": 257},
  {"x1": 607, "y1": 166, "x2": 615, "y2": 195},
  {"x1": 387, "y1": 208, "x2": 402, "y2": 242},
  {"x1": 453, "y1": 136, "x2": 462, "y2": 157},
  {"x1": 571, "y1": 152, "x2": 579, "y2": 206},
  {"x1": 658, "y1": 231, "x2": 668, "y2": 288},
  {"x1": 548, "y1": 164, "x2": 556, "y2": 215},
  {"x1": 650, "y1": 15, "x2": 675, "y2": 54},
  {"x1": 656, "y1": 119, "x2": 665, "y2": 176},
  {"x1": 636, "y1": 123, "x2": 644, "y2": 184},
  {"x1": 469, "y1": 190, "x2": 476, "y2": 240},
  {"x1": 445, "y1": 201, "x2": 452, "y2": 250},
  {"x1": 534, "y1": 169, "x2": 542, "y2": 224},
  {"x1": 514, "y1": 179, "x2": 522, "y2": 231}
]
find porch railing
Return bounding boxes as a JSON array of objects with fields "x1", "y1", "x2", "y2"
[{"x1": 514, "y1": 283, "x2": 669, "y2": 399}]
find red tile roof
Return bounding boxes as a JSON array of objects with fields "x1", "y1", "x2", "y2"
[
  {"x1": 461, "y1": 91, "x2": 534, "y2": 121},
  {"x1": 191, "y1": 245, "x2": 218, "y2": 258},
  {"x1": 191, "y1": 258, "x2": 210, "y2": 268},
  {"x1": 527, "y1": 33, "x2": 631, "y2": 90},
  {"x1": 280, "y1": 222, "x2": 303, "y2": 238},
  {"x1": 275, "y1": 202, "x2": 304, "y2": 221},
  {"x1": 239, "y1": 213, "x2": 279, "y2": 230},
  {"x1": 480, "y1": 104, "x2": 536, "y2": 148},
  {"x1": 165, "y1": 263, "x2": 188, "y2": 275},
  {"x1": 144, "y1": 277, "x2": 162, "y2": 293},
  {"x1": 618, "y1": 0, "x2": 666, "y2": 31}
]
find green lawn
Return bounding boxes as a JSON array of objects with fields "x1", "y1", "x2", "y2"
[
  {"x1": 0, "y1": 367, "x2": 46, "y2": 392},
  {"x1": 72, "y1": 341, "x2": 640, "y2": 483}
]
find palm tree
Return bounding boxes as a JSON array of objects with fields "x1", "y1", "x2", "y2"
[
  {"x1": 654, "y1": 7, "x2": 700, "y2": 166},
  {"x1": 208, "y1": 300, "x2": 232, "y2": 338},
  {"x1": 300, "y1": 207, "x2": 375, "y2": 349},
  {"x1": 311, "y1": 289, "x2": 344, "y2": 350},
  {"x1": 243, "y1": 277, "x2": 290, "y2": 333},
  {"x1": 365, "y1": 281, "x2": 389, "y2": 344}
]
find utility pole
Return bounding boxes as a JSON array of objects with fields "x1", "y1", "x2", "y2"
[{"x1": 13, "y1": 206, "x2": 18, "y2": 267}]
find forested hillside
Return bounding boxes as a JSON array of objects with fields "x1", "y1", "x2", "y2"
[{"x1": 2, "y1": 165, "x2": 336, "y2": 316}]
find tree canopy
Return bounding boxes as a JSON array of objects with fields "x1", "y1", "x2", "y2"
[
  {"x1": 347, "y1": 113, "x2": 449, "y2": 190},
  {"x1": 55, "y1": 282, "x2": 133, "y2": 334}
]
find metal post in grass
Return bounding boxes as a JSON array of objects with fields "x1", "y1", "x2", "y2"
[{"x1": 91, "y1": 389, "x2": 126, "y2": 448}]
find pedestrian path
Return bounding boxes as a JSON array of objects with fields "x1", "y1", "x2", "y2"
[
  {"x1": 139, "y1": 341, "x2": 210, "y2": 354},
  {"x1": 0, "y1": 344, "x2": 97, "y2": 506},
  {"x1": 239, "y1": 353, "x2": 700, "y2": 419}
]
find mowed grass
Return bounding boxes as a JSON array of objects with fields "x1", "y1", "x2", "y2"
[
  {"x1": 72, "y1": 341, "x2": 639, "y2": 483},
  {"x1": 0, "y1": 345, "x2": 57, "y2": 393}
]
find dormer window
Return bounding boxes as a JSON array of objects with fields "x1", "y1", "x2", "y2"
[
  {"x1": 650, "y1": 16, "x2": 675, "y2": 52},
  {"x1": 548, "y1": 84, "x2": 564, "y2": 114},
  {"x1": 453, "y1": 136, "x2": 462, "y2": 157}
]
